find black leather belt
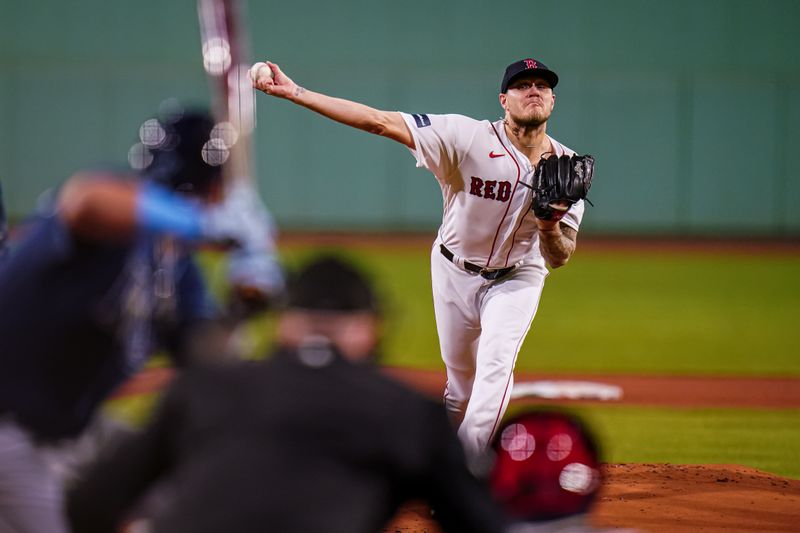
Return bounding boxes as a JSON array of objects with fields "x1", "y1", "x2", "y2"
[{"x1": 439, "y1": 245, "x2": 515, "y2": 280}]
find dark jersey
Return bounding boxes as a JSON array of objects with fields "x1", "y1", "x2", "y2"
[
  {"x1": 67, "y1": 345, "x2": 509, "y2": 533},
  {"x1": 0, "y1": 213, "x2": 216, "y2": 439}
]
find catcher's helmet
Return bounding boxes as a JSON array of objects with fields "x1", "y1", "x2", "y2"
[
  {"x1": 488, "y1": 410, "x2": 602, "y2": 522},
  {"x1": 138, "y1": 107, "x2": 227, "y2": 196}
]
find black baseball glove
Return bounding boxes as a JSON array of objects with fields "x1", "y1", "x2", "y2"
[{"x1": 530, "y1": 154, "x2": 594, "y2": 221}]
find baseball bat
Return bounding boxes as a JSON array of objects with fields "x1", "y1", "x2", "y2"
[
  {"x1": 197, "y1": 0, "x2": 257, "y2": 188},
  {"x1": 196, "y1": 0, "x2": 284, "y2": 317}
]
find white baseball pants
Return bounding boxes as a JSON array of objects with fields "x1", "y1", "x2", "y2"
[{"x1": 430, "y1": 243, "x2": 547, "y2": 470}]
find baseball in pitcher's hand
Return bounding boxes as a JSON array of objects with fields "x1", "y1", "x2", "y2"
[{"x1": 252, "y1": 61, "x2": 298, "y2": 99}]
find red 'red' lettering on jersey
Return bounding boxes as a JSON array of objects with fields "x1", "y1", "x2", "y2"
[
  {"x1": 496, "y1": 181, "x2": 511, "y2": 202},
  {"x1": 470, "y1": 177, "x2": 512, "y2": 203},
  {"x1": 470, "y1": 176, "x2": 484, "y2": 196}
]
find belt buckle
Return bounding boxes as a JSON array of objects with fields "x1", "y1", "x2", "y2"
[{"x1": 481, "y1": 266, "x2": 513, "y2": 280}]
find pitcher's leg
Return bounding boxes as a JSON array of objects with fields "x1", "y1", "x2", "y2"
[
  {"x1": 457, "y1": 267, "x2": 546, "y2": 469},
  {"x1": 430, "y1": 245, "x2": 483, "y2": 426}
]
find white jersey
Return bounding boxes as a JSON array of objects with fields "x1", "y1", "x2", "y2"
[{"x1": 401, "y1": 113, "x2": 585, "y2": 269}]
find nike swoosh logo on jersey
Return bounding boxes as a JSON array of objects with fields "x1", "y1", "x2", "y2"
[{"x1": 489, "y1": 151, "x2": 505, "y2": 158}]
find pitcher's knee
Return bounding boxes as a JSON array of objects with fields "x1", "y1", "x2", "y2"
[{"x1": 444, "y1": 396, "x2": 467, "y2": 423}]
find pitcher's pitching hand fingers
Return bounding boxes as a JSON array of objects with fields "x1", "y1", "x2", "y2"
[{"x1": 252, "y1": 61, "x2": 297, "y2": 99}]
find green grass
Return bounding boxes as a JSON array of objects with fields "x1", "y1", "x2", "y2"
[
  {"x1": 523, "y1": 405, "x2": 800, "y2": 480},
  {"x1": 257, "y1": 245, "x2": 800, "y2": 376},
  {"x1": 105, "y1": 394, "x2": 160, "y2": 427},
  {"x1": 199, "y1": 246, "x2": 445, "y2": 368},
  {"x1": 533, "y1": 251, "x2": 800, "y2": 375},
  {"x1": 147, "y1": 243, "x2": 800, "y2": 480}
]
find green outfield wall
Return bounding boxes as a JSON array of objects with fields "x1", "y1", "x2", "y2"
[{"x1": 1, "y1": 0, "x2": 798, "y2": 236}]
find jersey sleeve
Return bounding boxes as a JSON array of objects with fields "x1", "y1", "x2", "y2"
[
  {"x1": 400, "y1": 113, "x2": 480, "y2": 183},
  {"x1": 561, "y1": 198, "x2": 585, "y2": 231}
]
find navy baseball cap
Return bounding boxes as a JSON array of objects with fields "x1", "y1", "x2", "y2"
[{"x1": 501, "y1": 58, "x2": 559, "y2": 93}]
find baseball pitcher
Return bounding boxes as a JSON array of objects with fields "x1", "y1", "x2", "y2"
[{"x1": 252, "y1": 57, "x2": 593, "y2": 471}]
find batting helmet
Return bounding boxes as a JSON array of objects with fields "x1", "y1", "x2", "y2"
[
  {"x1": 138, "y1": 107, "x2": 228, "y2": 196},
  {"x1": 488, "y1": 409, "x2": 602, "y2": 522}
]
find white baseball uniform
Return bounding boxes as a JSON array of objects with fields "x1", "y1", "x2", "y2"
[{"x1": 400, "y1": 112, "x2": 585, "y2": 466}]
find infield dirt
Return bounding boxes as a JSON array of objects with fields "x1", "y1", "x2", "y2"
[{"x1": 386, "y1": 463, "x2": 800, "y2": 533}]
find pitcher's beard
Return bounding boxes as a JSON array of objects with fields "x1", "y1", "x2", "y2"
[{"x1": 509, "y1": 108, "x2": 551, "y2": 129}]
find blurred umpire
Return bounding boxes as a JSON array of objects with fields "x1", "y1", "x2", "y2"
[
  {"x1": 66, "y1": 255, "x2": 511, "y2": 533},
  {"x1": 0, "y1": 106, "x2": 282, "y2": 533}
]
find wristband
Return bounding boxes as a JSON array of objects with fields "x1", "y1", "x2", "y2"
[{"x1": 136, "y1": 183, "x2": 203, "y2": 240}]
